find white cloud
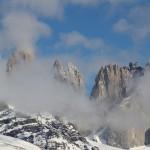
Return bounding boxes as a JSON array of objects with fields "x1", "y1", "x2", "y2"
[
  {"x1": 69, "y1": 0, "x2": 100, "y2": 5},
  {"x1": 0, "y1": 59, "x2": 104, "y2": 131},
  {"x1": 2, "y1": 0, "x2": 65, "y2": 19},
  {"x1": 1, "y1": 0, "x2": 101, "y2": 19},
  {"x1": 0, "y1": 0, "x2": 142, "y2": 54},
  {"x1": 0, "y1": 0, "x2": 135, "y2": 19},
  {"x1": 114, "y1": 19, "x2": 130, "y2": 33},
  {"x1": 108, "y1": 0, "x2": 136, "y2": 5},
  {"x1": 114, "y1": 5, "x2": 150, "y2": 41},
  {"x1": 55, "y1": 31, "x2": 106, "y2": 51},
  {"x1": 0, "y1": 12, "x2": 51, "y2": 52},
  {"x1": 69, "y1": 0, "x2": 135, "y2": 6}
]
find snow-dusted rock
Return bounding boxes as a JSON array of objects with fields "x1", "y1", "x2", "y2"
[
  {"x1": 53, "y1": 60, "x2": 84, "y2": 89},
  {"x1": 0, "y1": 106, "x2": 99, "y2": 150}
]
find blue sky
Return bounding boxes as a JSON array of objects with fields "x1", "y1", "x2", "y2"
[
  {"x1": 0, "y1": 0, "x2": 149, "y2": 62},
  {"x1": 36, "y1": 0, "x2": 150, "y2": 64},
  {"x1": 0, "y1": 0, "x2": 149, "y2": 93}
]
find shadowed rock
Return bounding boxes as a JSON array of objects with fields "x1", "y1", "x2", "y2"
[
  {"x1": 102, "y1": 127, "x2": 146, "y2": 149},
  {"x1": 0, "y1": 107, "x2": 99, "y2": 150},
  {"x1": 91, "y1": 64, "x2": 131, "y2": 102}
]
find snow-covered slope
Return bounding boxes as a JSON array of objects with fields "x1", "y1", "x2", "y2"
[
  {"x1": 0, "y1": 135, "x2": 40, "y2": 150},
  {"x1": 97, "y1": 144, "x2": 150, "y2": 150},
  {"x1": 0, "y1": 107, "x2": 100, "y2": 149},
  {"x1": 1, "y1": 134, "x2": 150, "y2": 150},
  {"x1": 88, "y1": 137, "x2": 150, "y2": 150},
  {"x1": 131, "y1": 146, "x2": 150, "y2": 150}
]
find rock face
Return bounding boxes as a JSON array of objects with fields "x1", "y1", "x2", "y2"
[
  {"x1": 91, "y1": 63, "x2": 144, "y2": 101},
  {"x1": 97, "y1": 95, "x2": 149, "y2": 149},
  {"x1": 6, "y1": 50, "x2": 34, "y2": 72},
  {"x1": 91, "y1": 64, "x2": 131, "y2": 101},
  {"x1": 0, "y1": 105, "x2": 100, "y2": 150},
  {"x1": 53, "y1": 60, "x2": 84, "y2": 89},
  {"x1": 102, "y1": 127, "x2": 145, "y2": 149},
  {"x1": 145, "y1": 128, "x2": 150, "y2": 145}
]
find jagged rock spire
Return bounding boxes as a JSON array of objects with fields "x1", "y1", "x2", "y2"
[
  {"x1": 6, "y1": 50, "x2": 34, "y2": 72},
  {"x1": 91, "y1": 64, "x2": 131, "y2": 100},
  {"x1": 53, "y1": 60, "x2": 84, "y2": 89}
]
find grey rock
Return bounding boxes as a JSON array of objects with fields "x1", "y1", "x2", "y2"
[
  {"x1": 0, "y1": 106, "x2": 99, "y2": 150},
  {"x1": 91, "y1": 64, "x2": 131, "y2": 101},
  {"x1": 102, "y1": 127, "x2": 145, "y2": 149}
]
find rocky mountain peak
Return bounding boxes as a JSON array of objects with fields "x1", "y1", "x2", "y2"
[
  {"x1": 91, "y1": 62, "x2": 148, "y2": 149},
  {"x1": 53, "y1": 60, "x2": 84, "y2": 89},
  {"x1": 91, "y1": 64, "x2": 131, "y2": 101},
  {"x1": 6, "y1": 50, "x2": 34, "y2": 72},
  {"x1": 53, "y1": 59, "x2": 66, "y2": 81},
  {"x1": 91, "y1": 62, "x2": 145, "y2": 102}
]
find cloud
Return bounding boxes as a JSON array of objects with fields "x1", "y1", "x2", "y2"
[
  {"x1": 108, "y1": 0, "x2": 137, "y2": 5},
  {"x1": 0, "y1": 59, "x2": 104, "y2": 131},
  {"x1": 55, "y1": 31, "x2": 106, "y2": 51},
  {"x1": 114, "y1": 19, "x2": 130, "y2": 33},
  {"x1": 69, "y1": 0, "x2": 136, "y2": 6},
  {"x1": 1, "y1": 0, "x2": 65, "y2": 19},
  {"x1": 0, "y1": 0, "x2": 149, "y2": 137},
  {"x1": 0, "y1": 0, "x2": 136, "y2": 20},
  {"x1": 114, "y1": 5, "x2": 150, "y2": 42},
  {"x1": 0, "y1": 0, "x2": 140, "y2": 53},
  {"x1": 69, "y1": 0, "x2": 100, "y2": 5},
  {"x1": 0, "y1": 0, "x2": 107, "y2": 54},
  {"x1": 0, "y1": 12, "x2": 51, "y2": 52},
  {"x1": 0, "y1": 0, "x2": 100, "y2": 20},
  {"x1": 106, "y1": 70, "x2": 150, "y2": 130}
]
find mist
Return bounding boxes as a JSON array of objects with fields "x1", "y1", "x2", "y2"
[
  {"x1": 0, "y1": 59, "x2": 107, "y2": 132},
  {"x1": 0, "y1": 11, "x2": 51, "y2": 55},
  {"x1": 0, "y1": 56, "x2": 150, "y2": 135},
  {"x1": 106, "y1": 70, "x2": 150, "y2": 131}
]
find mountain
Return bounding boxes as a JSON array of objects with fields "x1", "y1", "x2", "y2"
[
  {"x1": 1, "y1": 106, "x2": 150, "y2": 150},
  {"x1": 2, "y1": 59, "x2": 150, "y2": 149},
  {"x1": 91, "y1": 64, "x2": 131, "y2": 104},
  {"x1": 90, "y1": 62, "x2": 149, "y2": 149},
  {"x1": 91, "y1": 62, "x2": 144, "y2": 102}
]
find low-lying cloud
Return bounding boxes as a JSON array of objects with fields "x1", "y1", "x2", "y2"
[
  {"x1": 0, "y1": 57, "x2": 150, "y2": 136},
  {"x1": 0, "y1": 59, "x2": 105, "y2": 131}
]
